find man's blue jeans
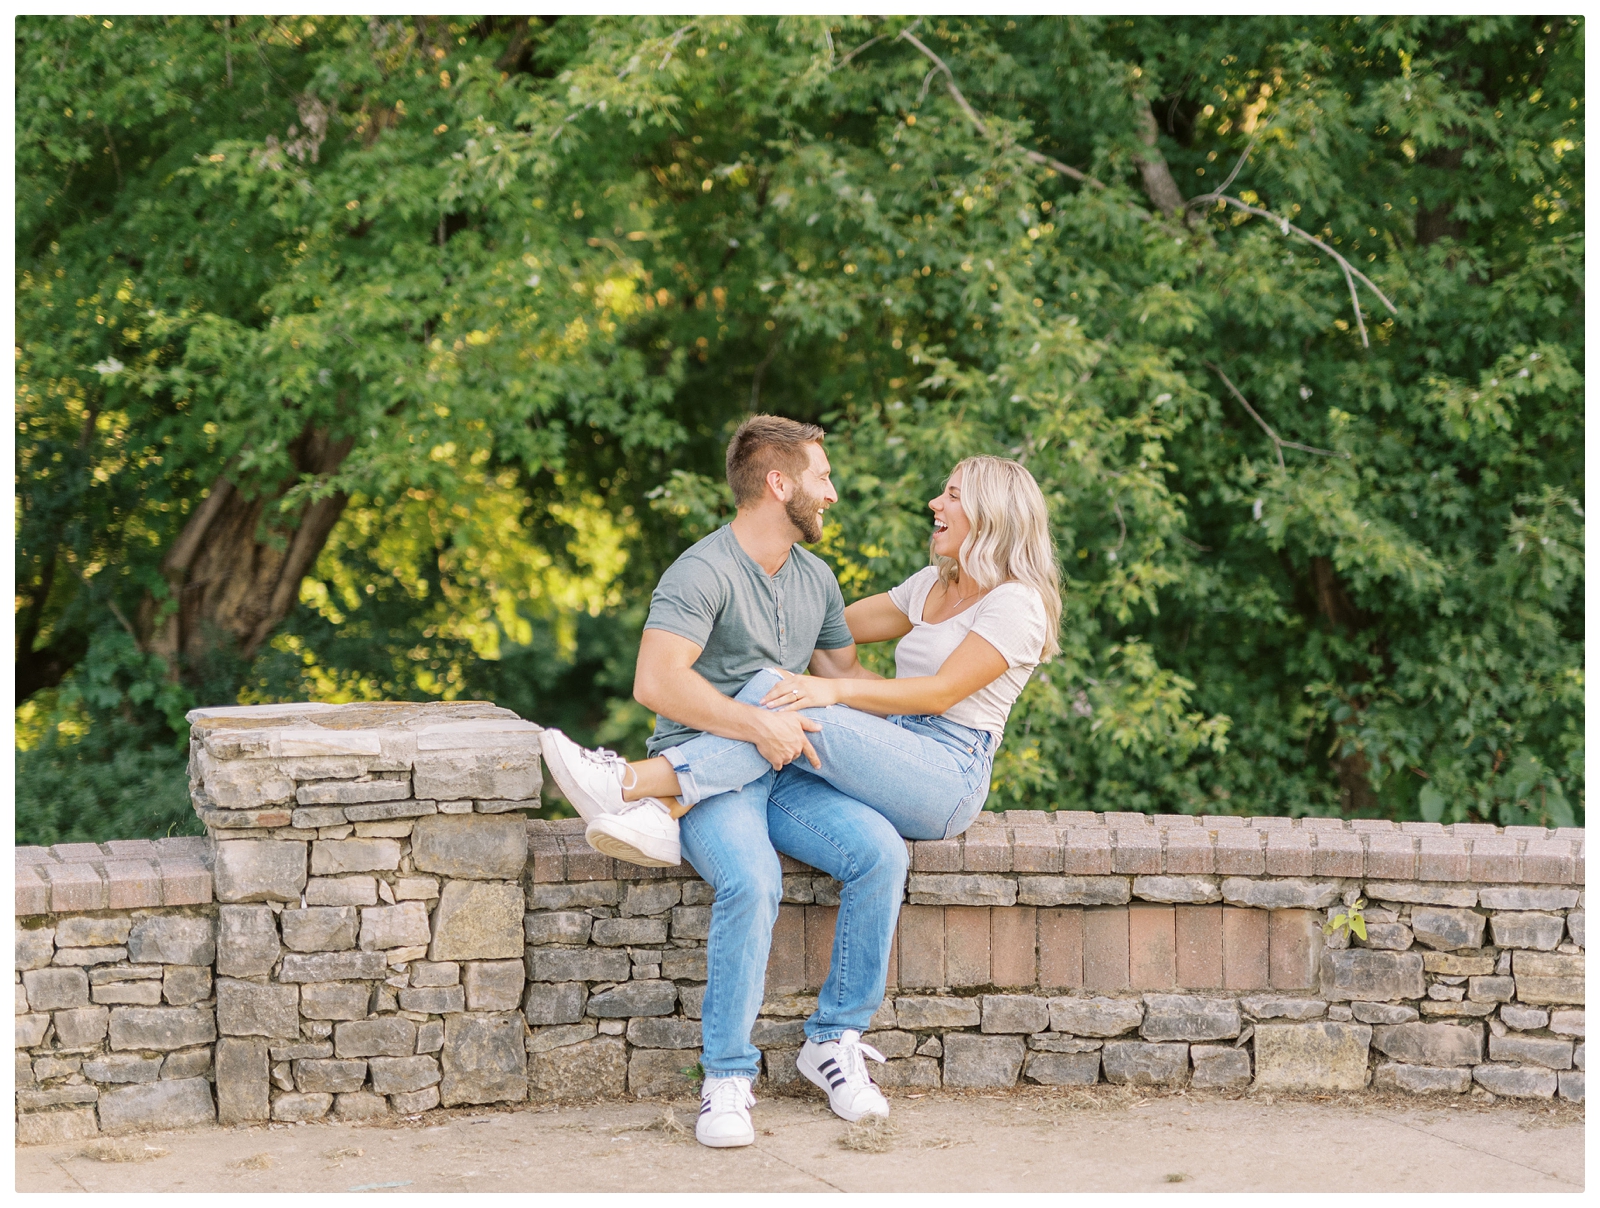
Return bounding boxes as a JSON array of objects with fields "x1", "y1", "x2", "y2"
[{"x1": 678, "y1": 767, "x2": 908, "y2": 1083}]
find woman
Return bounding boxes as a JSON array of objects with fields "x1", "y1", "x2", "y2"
[{"x1": 541, "y1": 454, "x2": 1062, "y2": 866}]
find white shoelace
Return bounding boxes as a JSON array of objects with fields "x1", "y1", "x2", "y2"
[
  {"x1": 835, "y1": 1031, "x2": 886, "y2": 1089},
  {"x1": 616, "y1": 796, "x2": 672, "y2": 821},
  {"x1": 577, "y1": 743, "x2": 637, "y2": 792},
  {"x1": 703, "y1": 1076, "x2": 755, "y2": 1114}
]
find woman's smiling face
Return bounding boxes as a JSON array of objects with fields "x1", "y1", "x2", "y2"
[{"x1": 929, "y1": 467, "x2": 970, "y2": 561}]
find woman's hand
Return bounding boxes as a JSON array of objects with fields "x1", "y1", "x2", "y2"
[{"x1": 760, "y1": 669, "x2": 842, "y2": 712}]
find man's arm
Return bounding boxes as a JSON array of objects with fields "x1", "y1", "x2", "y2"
[
  {"x1": 808, "y1": 592, "x2": 911, "y2": 680},
  {"x1": 633, "y1": 628, "x2": 821, "y2": 770},
  {"x1": 808, "y1": 643, "x2": 879, "y2": 680}
]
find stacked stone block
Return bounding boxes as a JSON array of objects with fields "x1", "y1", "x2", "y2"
[
  {"x1": 13, "y1": 703, "x2": 1586, "y2": 1144},
  {"x1": 15, "y1": 897, "x2": 218, "y2": 1146},
  {"x1": 192, "y1": 701, "x2": 541, "y2": 1125}
]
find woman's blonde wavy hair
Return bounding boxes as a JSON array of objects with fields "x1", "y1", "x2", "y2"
[{"x1": 931, "y1": 455, "x2": 1063, "y2": 660}]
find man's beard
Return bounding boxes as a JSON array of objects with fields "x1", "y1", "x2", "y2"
[{"x1": 785, "y1": 485, "x2": 825, "y2": 543}]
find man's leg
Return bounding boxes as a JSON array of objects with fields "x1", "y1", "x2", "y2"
[
  {"x1": 676, "y1": 772, "x2": 781, "y2": 1085},
  {"x1": 766, "y1": 766, "x2": 908, "y2": 1040}
]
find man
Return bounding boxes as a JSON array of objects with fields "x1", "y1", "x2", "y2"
[{"x1": 541, "y1": 415, "x2": 906, "y2": 1147}]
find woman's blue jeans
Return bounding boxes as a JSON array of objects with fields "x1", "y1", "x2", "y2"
[{"x1": 659, "y1": 668, "x2": 996, "y2": 842}]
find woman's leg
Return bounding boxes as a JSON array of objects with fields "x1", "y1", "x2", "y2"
[
  {"x1": 792, "y1": 707, "x2": 991, "y2": 841},
  {"x1": 624, "y1": 668, "x2": 793, "y2": 813}
]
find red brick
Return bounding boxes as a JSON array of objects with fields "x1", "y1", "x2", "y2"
[
  {"x1": 1521, "y1": 841, "x2": 1575, "y2": 884},
  {"x1": 1038, "y1": 908, "x2": 1084, "y2": 990},
  {"x1": 884, "y1": 919, "x2": 899, "y2": 991},
  {"x1": 1011, "y1": 831, "x2": 1062, "y2": 873},
  {"x1": 1312, "y1": 832, "x2": 1364, "y2": 878},
  {"x1": 805, "y1": 905, "x2": 838, "y2": 990},
  {"x1": 103, "y1": 860, "x2": 162, "y2": 910},
  {"x1": 895, "y1": 905, "x2": 945, "y2": 989},
  {"x1": 1268, "y1": 910, "x2": 1322, "y2": 990},
  {"x1": 1264, "y1": 832, "x2": 1314, "y2": 877},
  {"x1": 1222, "y1": 906, "x2": 1269, "y2": 990},
  {"x1": 962, "y1": 831, "x2": 1012, "y2": 872},
  {"x1": 103, "y1": 839, "x2": 160, "y2": 860},
  {"x1": 1105, "y1": 813, "x2": 1149, "y2": 828},
  {"x1": 1468, "y1": 836, "x2": 1520, "y2": 882},
  {"x1": 1503, "y1": 826, "x2": 1551, "y2": 841},
  {"x1": 1128, "y1": 903, "x2": 1176, "y2": 990},
  {"x1": 1364, "y1": 834, "x2": 1416, "y2": 880},
  {"x1": 1416, "y1": 837, "x2": 1469, "y2": 882},
  {"x1": 158, "y1": 859, "x2": 213, "y2": 907},
  {"x1": 1214, "y1": 830, "x2": 1264, "y2": 875},
  {"x1": 16, "y1": 865, "x2": 50, "y2": 917},
  {"x1": 1163, "y1": 830, "x2": 1214, "y2": 875},
  {"x1": 44, "y1": 862, "x2": 107, "y2": 913},
  {"x1": 1112, "y1": 829, "x2": 1162, "y2": 875},
  {"x1": 51, "y1": 842, "x2": 107, "y2": 862},
  {"x1": 1175, "y1": 905, "x2": 1223, "y2": 989},
  {"x1": 912, "y1": 839, "x2": 962, "y2": 872},
  {"x1": 991, "y1": 907, "x2": 1037, "y2": 987},
  {"x1": 1004, "y1": 810, "x2": 1053, "y2": 827},
  {"x1": 1061, "y1": 830, "x2": 1112, "y2": 875},
  {"x1": 945, "y1": 906, "x2": 991, "y2": 987},
  {"x1": 765, "y1": 903, "x2": 807, "y2": 995},
  {"x1": 1082, "y1": 906, "x2": 1130, "y2": 992}
]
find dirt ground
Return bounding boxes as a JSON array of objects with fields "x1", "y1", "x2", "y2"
[{"x1": 15, "y1": 1083, "x2": 1584, "y2": 1194}]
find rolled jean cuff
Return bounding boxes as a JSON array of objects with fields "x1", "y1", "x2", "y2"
[
  {"x1": 658, "y1": 744, "x2": 705, "y2": 806},
  {"x1": 806, "y1": 1025, "x2": 850, "y2": 1044}
]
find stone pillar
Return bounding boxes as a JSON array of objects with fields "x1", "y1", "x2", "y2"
[{"x1": 186, "y1": 701, "x2": 541, "y2": 1122}]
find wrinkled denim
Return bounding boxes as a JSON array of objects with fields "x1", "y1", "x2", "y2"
[
  {"x1": 659, "y1": 667, "x2": 996, "y2": 841},
  {"x1": 678, "y1": 768, "x2": 908, "y2": 1081}
]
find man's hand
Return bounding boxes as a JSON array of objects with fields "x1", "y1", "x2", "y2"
[{"x1": 744, "y1": 704, "x2": 822, "y2": 770}]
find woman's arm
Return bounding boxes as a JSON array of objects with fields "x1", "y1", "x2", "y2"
[
  {"x1": 843, "y1": 592, "x2": 915, "y2": 645},
  {"x1": 762, "y1": 631, "x2": 1009, "y2": 718}
]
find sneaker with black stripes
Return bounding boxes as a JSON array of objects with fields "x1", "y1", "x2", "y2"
[
  {"x1": 796, "y1": 1030, "x2": 889, "y2": 1122},
  {"x1": 695, "y1": 1074, "x2": 755, "y2": 1148}
]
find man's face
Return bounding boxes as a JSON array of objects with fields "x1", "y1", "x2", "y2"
[{"x1": 782, "y1": 442, "x2": 837, "y2": 543}]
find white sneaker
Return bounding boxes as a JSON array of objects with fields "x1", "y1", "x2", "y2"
[
  {"x1": 797, "y1": 1031, "x2": 889, "y2": 1122},
  {"x1": 696, "y1": 1075, "x2": 755, "y2": 1148},
  {"x1": 539, "y1": 728, "x2": 635, "y2": 821},
  {"x1": 584, "y1": 797, "x2": 681, "y2": 867}
]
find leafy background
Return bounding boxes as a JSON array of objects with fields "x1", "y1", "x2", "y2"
[{"x1": 15, "y1": 15, "x2": 1583, "y2": 844}]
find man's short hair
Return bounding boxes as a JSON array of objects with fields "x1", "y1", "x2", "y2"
[{"x1": 725, "y1": 414, "x2": 825, "y2": 506}]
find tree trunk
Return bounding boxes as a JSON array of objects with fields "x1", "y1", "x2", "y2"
[
  {"x1": 143, "y1": 423, "x2": 353, "y2": 682},
  {"x1": 1415, "y1": 143, "x2": 1466, "y2": 247},
  {"x1": 1133, "y1": 100, "x2": 1202, "y2": 228},
  {"x1": 1309, "y1": 555, "x2": 1378, "y2": 813}
]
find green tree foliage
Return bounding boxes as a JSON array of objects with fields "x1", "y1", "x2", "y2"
[{"x1": 16, "y1": 15, "x2": 1583, "y2": 843}]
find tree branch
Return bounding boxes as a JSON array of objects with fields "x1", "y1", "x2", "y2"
[
  {"x1": 749, "y1": 326, "x2": 783, "y2": 411},
  {"x1": 1189, "y1": 193, "x2": 1398, "y2": 347},
  {"x1": 898, "y1": 29, "x2": 1109, "y2": 194},
  {"x1": 894, "y1": 30, "x2": 1401, "y2": 340},
  {"x1": 1206, "y1": 361, "x2": 1349, "y2": 469}
]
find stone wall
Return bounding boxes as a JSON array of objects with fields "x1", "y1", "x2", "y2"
[{"x1": 13, "y1": 702, "x2": 1586, "y2": 1145}]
